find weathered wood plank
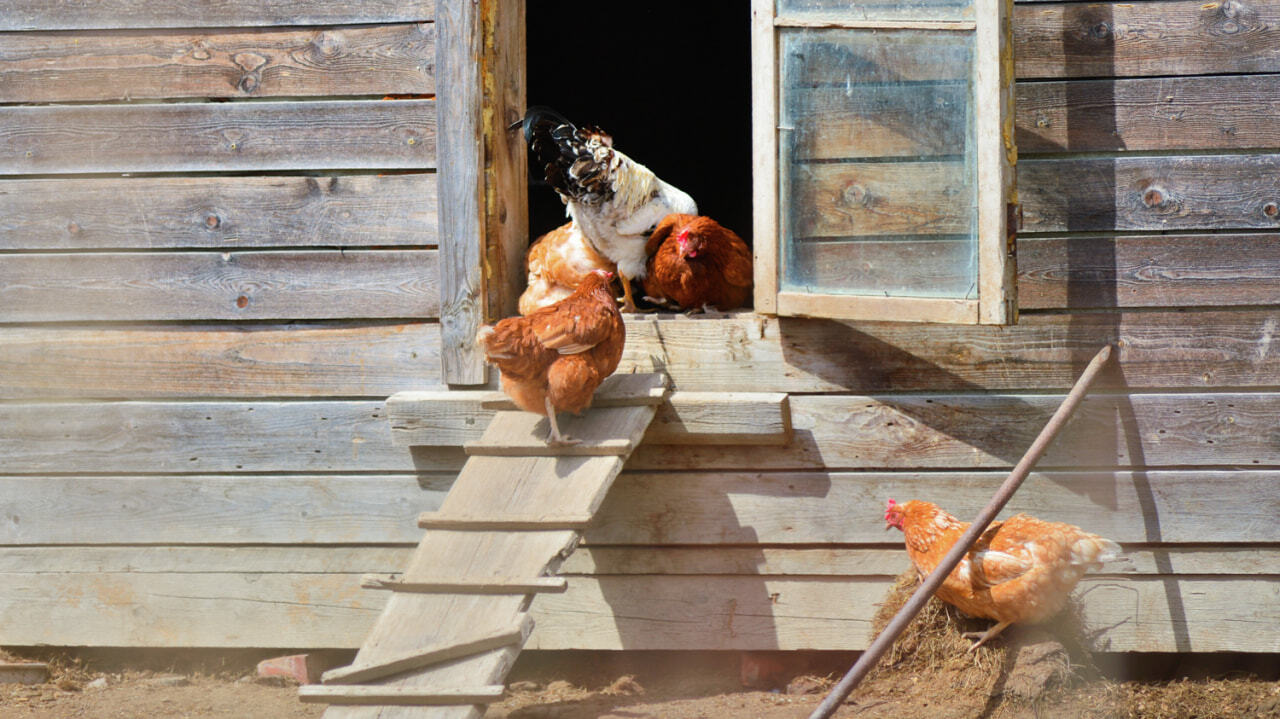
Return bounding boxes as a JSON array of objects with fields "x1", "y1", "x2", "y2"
[
  {"x1": 1014, "y1": 1, "x2": 1280, "y2": 79},
  {"x1": 0, "y1": 323, "x2": 442, "y2": 400},
  {"x1": 1016, "y1": 74, "x2": 1280, "y2": 153},
  {"x1": 0, "y1": 25, "x2": 434, "y2": 103},
  {"x1": 1, "y1": 100, "x2": 435, "y2": 174},
  {"x1": 1021, "y1": 155, "x2": 1280, "y2": 233},
  {"x1": 617, "y1": 311, "x2": 1280, "y2": 393},
  {"x1": 436, "y1": 0, "x2": 487, "y2": 385},
  {"x1": 0, "y1": 401, "x2": 426, "y2": 474},
  {"x1": 1, "y1": 466, "x2": 1276, "y2": 545},
  {"x1": 1018, "y1": 234, "x2": 1280, "y2": 309},
  {"x1": 630, "y1": 392, "x2": 1280, "y2": 471},
  {"x1": 0, "y1": 250, "x2": 439, "y2": 321},
  {"x1": 796, "y1": 74, "x2": 1280, "y2": 159},
  {"x1": 795, "y1": 155, "x2": 1280, "y2": 238},
  {"x1": 8, "y1": 311, "x2": 1280, "y2": 399},
  {"x1": 529, "y1": 575, "x2": 1280, "y2": 653},
  {"x1": 0, "y1": 476, "x2": 446, "y2": 545},
  {"x1": 589, "y1": 470, "x2": 1280, "y2": 545},
  {"x1": 0, "y1": 174, "x2": 438, "y2": 250},
  {"x1": 3, "y1": 545, "x2": 1271, "y2": 579},
  {"x1": 388, "y1": 390, "x2": 789, "y2": 446},
  {"x1": 1, "y1": 0, "x2": 436, "y2": 31},
  {"x1": 563, "y1": 546, "x2": 1280, "y2": 577},
  {"x1": 5, "y1": 393, "x2": 1280, "y2": 474},
  {"x1": 3, "y1": 570, "x2": 1272, "y2": 652}
]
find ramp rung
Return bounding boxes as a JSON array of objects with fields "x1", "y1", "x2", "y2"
[
  {"x1": 418, "y1": 513, "x2": 594, "y2": 530},
  {"x1": 322, "y1": 616, "x2": 533, "y2": 685},
  {"x1": 299, "y1": 684, "x2": 505, "y2": 706},
  {"x1": 360, "y1": 574, "x2": 567, "y2": 594}
]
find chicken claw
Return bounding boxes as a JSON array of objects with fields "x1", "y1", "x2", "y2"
[
  {"x1": 963, "y1": 621, "x2": 1012, "y2": 652},
  {"x1": 544, "y1": 397, "x2": 582, "y2": 447}
]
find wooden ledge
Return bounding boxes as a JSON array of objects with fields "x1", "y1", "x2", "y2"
[{"x1": 388, "y1": 388, "x2": 790, "y2": 447}]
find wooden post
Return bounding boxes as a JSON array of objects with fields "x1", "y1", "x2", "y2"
[
  {"x1": 437, "y1": 0, "x2": 488, "y2": 385},
  {"x1": 807, "y1": 344, "x2": 1114, "y2": 719}
]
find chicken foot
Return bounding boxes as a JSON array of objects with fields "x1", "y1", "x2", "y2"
[
  {"x1": 963, "y1": 620, "x2": 1012, "y2": 652},
  {"x1": 543, "y1": 396, "x2": 582, "y2": 447}
]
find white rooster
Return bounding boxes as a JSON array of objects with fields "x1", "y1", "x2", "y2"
[{"x1": 515, "y1": 107, "x2": 697, "y2": 312}]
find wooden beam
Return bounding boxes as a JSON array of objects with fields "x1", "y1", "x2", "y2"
[
  {"x1": 322, "y1": 617, "x2": 532, "y2": 685},
  {"x1": 0, "y1": 100, "x2": 435, "y2": 175},
  {"x1": 299, "y1": 684, "x2": 504, "y2": 706},
  {"x1": 436, "y1": 0, "x2": 488, "y2": 385},
  {"x1": 0, "y1": 174, "x2": 438, "y2": 250},
  {"x1": 359, "y1": 574, "x2": 566, "y2": 594},
  {"x1": 0, "y1": 24, "x2": 434, "y2": 103},
  {"x1": 1, "y1": 0, "x2": 437, "y2": 31}
]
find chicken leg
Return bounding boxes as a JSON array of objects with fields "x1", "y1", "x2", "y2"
[
  {"x1": 618, "y1": 271, "x2": 638, "y2": 313},
  {"x1": 543, "y1": 396, "x2": 581, "y2": 447},
  {"x1": 963, "y1": 620, "x2": 1012, "y2": 652}
]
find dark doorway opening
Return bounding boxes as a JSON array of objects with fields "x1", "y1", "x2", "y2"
[{"x1": 524, "y1": 3, "x2": 754, "y2": 248}]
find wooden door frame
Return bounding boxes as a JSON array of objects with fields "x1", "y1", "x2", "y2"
[{"x1": 437, "y1": 0, "x2": 527, "y2": 385}]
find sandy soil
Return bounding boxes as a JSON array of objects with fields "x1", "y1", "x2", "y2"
[{"x1": 2, "y1": 648, "x2": 1278, "y2": 719}]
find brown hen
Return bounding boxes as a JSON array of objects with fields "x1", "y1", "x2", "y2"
[
  {"x1": 885, "y1": 499, "x2": 1122, "y2": 650},
  {"x1": 477, "y1": 270, "x2": 625, "y2": 445},
  {"x1": 642, "y1": 214, "x2": 752, "y2": 312},
  {"x1": 518, "y1": 221, "x2": 617, "y2": 316}
]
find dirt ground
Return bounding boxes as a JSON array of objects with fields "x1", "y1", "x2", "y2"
[{"x1": 3, "y1": 646, "x2": 1278, "y2": 719}]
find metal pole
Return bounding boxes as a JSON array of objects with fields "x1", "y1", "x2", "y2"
[{"x1": 808, "y1": 344, "x2": 1114, "y2": 719}]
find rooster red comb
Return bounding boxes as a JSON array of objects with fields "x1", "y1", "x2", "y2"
[{"x1": 885, "y1": 498, "x2": 898, "y2": 521}]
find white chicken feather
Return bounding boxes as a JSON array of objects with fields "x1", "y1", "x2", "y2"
[{"x1": 516, "y1": 107, "x2": 697, "y2": 311}]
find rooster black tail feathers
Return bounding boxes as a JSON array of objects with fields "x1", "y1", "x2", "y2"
[{"x1": 515, "y1": 106, "x2": 615, "y2": 205}]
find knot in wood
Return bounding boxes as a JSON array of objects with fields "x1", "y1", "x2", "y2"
[
  {"x1": 1142, "y1": 188, "x2": 1165, "y2": 208},
  {"x1": 1089, "y1": 22, "x2": 1112, "y2": 40},
  {"x1": 235, "y1": 295, "x2": 249, "y2": 309},
  {"x1": 841, "y1": 182, "x2": 870, "y2": 208},
  {"x1": 1264, "y1": 202, "x2": 1279, "y2": 218},
  {"x1": 204, "y1": 214, "x2": 221, "y2": 229}
]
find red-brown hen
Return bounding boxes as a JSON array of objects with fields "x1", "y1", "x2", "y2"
[
  {"x1": 642, "y1": 214, "x2": 752, "y2": 312},
  {"x1": 885, "y1": 499, "x2": 1122, "y2": 650},
  {"x1": 478, "y1": 270, "x2": 625, "y2": 445}
]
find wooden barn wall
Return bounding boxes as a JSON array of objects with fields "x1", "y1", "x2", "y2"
[{"x1": 4, "y1": 0, "x2": 1280, "y2": 654}]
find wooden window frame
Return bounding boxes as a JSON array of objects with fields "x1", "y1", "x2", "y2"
[{"x1": 751, "y1": 0, "x2": 1017, "y2": 325}]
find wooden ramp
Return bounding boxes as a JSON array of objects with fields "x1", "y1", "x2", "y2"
[{"x1": 306, "y1": 373, "x2": 669, "y2": 718}]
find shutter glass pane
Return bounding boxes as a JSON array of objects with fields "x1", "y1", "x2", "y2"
[{"x1": 778, "y1": 28, "x2": 978, "y2": 300}]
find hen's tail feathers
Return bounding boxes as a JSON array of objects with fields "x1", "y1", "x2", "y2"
[
  {"x1": 475, "y1": 325, "x2": 512, "y2": 361},
  {"x1": 1071, "y1": 535, "x2": 1125, "y2": 569},
  {"x1": 517, "y1": 106, "x2": 616, "y2": 206}
]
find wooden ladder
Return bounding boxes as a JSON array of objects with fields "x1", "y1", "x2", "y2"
[{"x1": 303, "y1": 373, "x2": 670, "y2": 718}]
